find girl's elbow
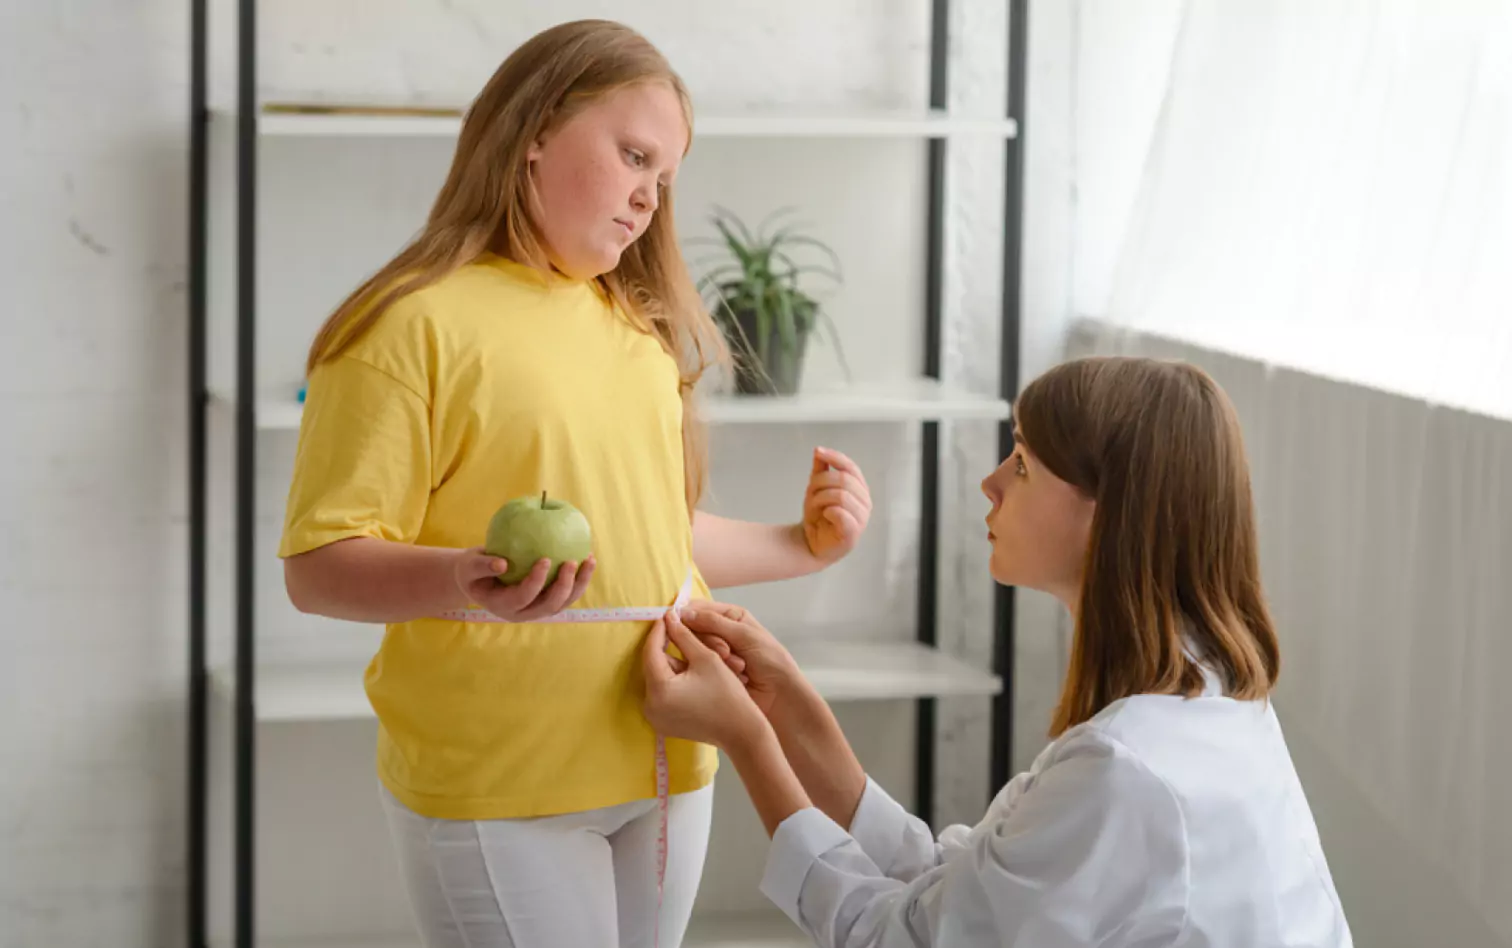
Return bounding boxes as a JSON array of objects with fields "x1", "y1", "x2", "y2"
[{"x1": 283, "y1": 556, "x2": 323, "y2": 615}]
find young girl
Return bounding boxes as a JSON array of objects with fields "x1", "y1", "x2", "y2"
[
  {"x1": 278, "y1": 19, "x2": 873, "y2": 948},
  {"x1": 645, "y1": 357, "x2": 1354, "y2": 947}
]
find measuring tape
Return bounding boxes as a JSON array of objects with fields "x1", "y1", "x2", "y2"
[{"x1": 436, "y1": 569, "x2": 695, "y2": 945}]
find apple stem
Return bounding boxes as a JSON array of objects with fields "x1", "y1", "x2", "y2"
[{"x1": 541, "y1": 490, "x2": 547, "y2": 507}]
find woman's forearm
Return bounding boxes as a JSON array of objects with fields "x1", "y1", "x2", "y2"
[
  {"x1": 726, "y1": 723, "x2": 816, "y2": 837},
  {"x1": 284, "y1": 536, "x2": 467, "y2": 623},
  {"x1": 692, "y1": 511, "x2": 821, "y2": 589},
  {"x1": 769, "y1": 681, "x2": 869, "y2": 831}
]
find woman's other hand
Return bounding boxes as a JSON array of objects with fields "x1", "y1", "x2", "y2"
[
  {"x1": 642, "y1": 613, "x2": 769, "y2": 751},
  {"x1": 676, "y1": 601, "x2": 800, "y2": 719}
]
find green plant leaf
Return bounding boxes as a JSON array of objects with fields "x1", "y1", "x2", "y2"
[
  {"x1": 774, "y1": 287, "x2": 800, "y2": 353},
  {"x1": 774, "y1": 234, "x2": 844, "y2": 277},
  {"x1": 745, "y1": 273, "x2": 768, "y2": 365},
  {"x1": 710, "y1": 204, "x2": 757, "y2": 247},
  {"x1": 711, "y1": 217, "x2": 756, "y2": 273},
  {"x1": 695, "y1": 264, "x2": 746, "y2": 288},
  {"x1": 757, "y1": 206, "x2": 803, "y2": 243},
  {"x1": 765, "y1": 220, "x2": 821, "y2": 249},
  {"x1": 772, "y1": 251, "x2": 842, "y2": 285},
  {"x1": 701, "y1": 205, "x2": 853, "y2": 390}
]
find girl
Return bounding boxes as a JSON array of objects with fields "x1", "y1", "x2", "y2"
[
  {"x1": 279, "y1": 19, "x2": 873, "y2": 948},
  {"x1": 644, "y1": 357, "x2": 1355, "y2": 947}
]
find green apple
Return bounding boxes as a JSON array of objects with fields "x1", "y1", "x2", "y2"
[{"x1": 484, "y1": 491, "x2": 593, "y2": 586}]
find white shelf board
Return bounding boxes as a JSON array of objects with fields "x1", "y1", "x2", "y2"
[
  {"x1": 210, "y1": 661, "x2": 375, "y2": 723},
  {"x1": 786, "y1": 640, "x2": 1003, "y2": 701},
  {"x1": 218, "y1": 910, "x2": 805, "y2": 948},
  {"x1": 210, "y1": 640, "x2": 1000, "y2": 723},
  {"x1": 209, "y1": 380, "x2": 1008, "y2": 430},
  {"x1": 701, "y1": 380, "x2": 1009, "y2": 424},
  {"x1": 254, "y1": 398, "x2": 305, "y2": 430},
  {"x1": 224, "y1": 106, "x2": 1017, "y2": 140}
]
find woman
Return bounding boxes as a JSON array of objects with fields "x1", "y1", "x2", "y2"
[{"x1": 643, "y1": 356, "x2": 1354, "y2": 946}]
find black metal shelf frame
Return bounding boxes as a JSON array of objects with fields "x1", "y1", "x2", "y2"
[{"x1": 186, "y1": 2, "x2": 1027, "y2": 944}]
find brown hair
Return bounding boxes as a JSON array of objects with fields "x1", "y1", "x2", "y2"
[
  {"x1": 1014, "y1": 356, "x2": 1280, "y2": 736},
  {"x1": 304, "y1": 19, "x2": 727, "y2": 512}
]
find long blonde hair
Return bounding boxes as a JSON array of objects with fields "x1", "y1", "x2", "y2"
[
  {"x1": 306, "y1": 19, "x2": 728, "y2": 512},
  {"x1": 1013, "y1": 357, "x2": 1281, "y2": 737}
]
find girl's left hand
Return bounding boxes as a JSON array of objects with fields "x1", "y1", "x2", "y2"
[
  {"x1": 643, "y1": 612, "x2": 769, "y2": 751},
  {"x1": 802, "y1": 446, "x2": 872, "y2": 564}
]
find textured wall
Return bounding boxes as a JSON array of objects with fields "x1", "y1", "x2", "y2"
[{"x1": 1, "y1": 3, "x2": 192, "y2": 947}]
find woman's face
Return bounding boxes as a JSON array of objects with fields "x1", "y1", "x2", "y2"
[{"x1": 980, "y1": 429, "x2": 1096, "y2": 609}]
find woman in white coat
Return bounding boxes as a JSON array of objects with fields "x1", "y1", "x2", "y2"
[{"x1": 643, "y1": 356, "x2": 1354, "y2": 947}]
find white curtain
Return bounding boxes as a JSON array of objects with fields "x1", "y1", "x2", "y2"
[
  {"x1": 1073, "y1": 1, "x2": 1512, "y2": 944},
  {"x1": 1097, "y1": 0, "x2": 1512, "y2": 420}
]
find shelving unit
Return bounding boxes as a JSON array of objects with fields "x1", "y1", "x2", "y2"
[
  {"x1": 235, "y1": 105, "x2": 1018, "y2": 140},
  {"x1": 209, "y1": 377, "x2": 1012, "y2": 430},
  {"x1": 187, "y1": 2, "x2": 1027, "y2": 946},
  {"x1": 211, "y1": 639, "x2": 1001, "y2": 724}
]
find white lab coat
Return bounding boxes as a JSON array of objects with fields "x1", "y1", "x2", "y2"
[{"x1": 760, "y1": 667, "x2": 1353, "y2": 947}]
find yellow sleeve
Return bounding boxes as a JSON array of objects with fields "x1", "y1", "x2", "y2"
[{"x1": 278, "y1": 355, "x2": 432, "y2": 558}]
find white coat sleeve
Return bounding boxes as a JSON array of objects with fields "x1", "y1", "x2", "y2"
[
  {"x1": 839, "y1": 774, "x2": 1035, "y2": 883},
  {"x1": 759, "y1": 733, "x2": 1191, "y2": 948}
]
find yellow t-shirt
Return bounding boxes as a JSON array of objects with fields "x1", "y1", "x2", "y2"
[{"x1": 278, "y1": 253, "x2": 717, "y2": 820}]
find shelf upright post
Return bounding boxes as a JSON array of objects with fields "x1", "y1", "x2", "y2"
[
  {"x1": 187, "y1": 0, "x2": 209, "y2": 943},
  {"x1": 991, "y1": 0, "x2": 1029, "y2": 793},
  {"x1": 234, "y1": 0, "x2": 259, "y2": 944},
  {"x1": 915, "y1": 0, "x2": 951, "y2": 829}
]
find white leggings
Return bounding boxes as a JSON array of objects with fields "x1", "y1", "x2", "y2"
[{"x1": 379, "y1": 783, "x2": 714, "y2": 948}]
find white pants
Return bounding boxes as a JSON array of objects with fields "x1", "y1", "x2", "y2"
[{"x1": 379, "y1": 783, "x2": 714, "y2": 948}]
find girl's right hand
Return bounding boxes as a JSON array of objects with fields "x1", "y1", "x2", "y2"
[{"x1": 452, "y1": 548, "x2": 596, "y2": 622}]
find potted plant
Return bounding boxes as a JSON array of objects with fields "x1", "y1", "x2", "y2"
[{"x1": 693, "y1": 205, "x2": 850, "y2": 395}]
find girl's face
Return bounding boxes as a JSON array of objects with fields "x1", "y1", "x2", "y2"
[
  {"x1": 526, "y1": 81, "x2": 688, "y2": 279},
  {"x1": 980, "y1": 430, "x2": 1096, "y2": 610}
]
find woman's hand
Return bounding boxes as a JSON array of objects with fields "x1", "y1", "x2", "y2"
[
  {"x1": 643, "y1": 613, "x2": 770, "y2": 751},
  {"x1": 676, "y1": 601, "x2": 800, "y2": 719},
  {"x1": 802, "y1": 447, "x2": 872, "y2": 564},
  {"x1": 451, "y1": 548, "x2": 596, "y2": 622},
  {"x1": 666, "y1": 632, "x2": 749, "y2": 684},
  {"x1": 682, "y1": 602, "x2": 867, "y2": 834}
]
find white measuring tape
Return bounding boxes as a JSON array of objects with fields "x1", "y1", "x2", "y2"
[{"x1": 436, "y1": 568, "x2": 695, "y2": 946}]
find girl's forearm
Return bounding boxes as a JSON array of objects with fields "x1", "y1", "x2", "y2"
[
  {"x1": 284, "y1": 536, "x2": 467, "y2": 623},
  {"x1": 692, "y1": 511, "x2": 821, "y2": 589}
]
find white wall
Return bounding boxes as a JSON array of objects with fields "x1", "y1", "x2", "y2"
[
  {"x1": 2, "y1": 2, "x2": 1020, "y2": 944},
  {"x1": 0, "y1": 4, "x2": 191, "y2": 947}
]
